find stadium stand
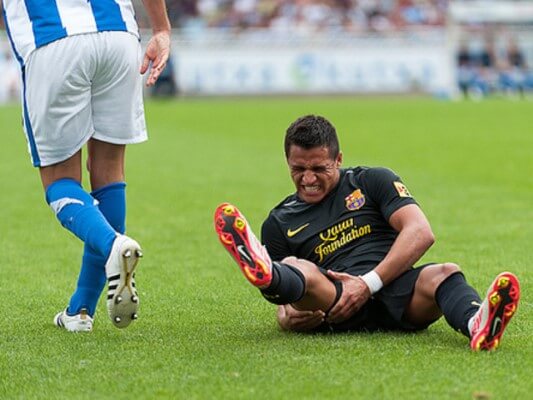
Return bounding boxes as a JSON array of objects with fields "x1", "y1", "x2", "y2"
[
  {"x1": 132, "y1": 0, "x2": 447, "y2": 32},
  {"x1": 1, "y1": 1, "x2": 532, "y2": 101}
]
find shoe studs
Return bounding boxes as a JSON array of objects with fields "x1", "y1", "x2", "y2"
[
  {"x1": 497, "y1": 277, "x2": 510, "y2": 288},
  {"x1": 131, "y1": 295, "x2": 138, "y2": 303},
  {"x1": 132, "y1": 313, "x2": 138, "y2": 320},
  {"x1": 116, "y1": 295, "x2": 123, "y2": 304},
  {"x1": 114, "y1": 316, "x2": 121, "y2": 323},
  {"x1": 235, "y1": 217, "x2": 246, "y2": 231},
  {"x1": 222, "y1": 204, "x2": 235, "y2": 215},
  {"x1": 489, "y1": 292, "x2": 501, "y2": 306}
]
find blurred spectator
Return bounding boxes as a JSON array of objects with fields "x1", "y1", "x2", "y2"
[
  {"x1": 150, "y1": 56, "x2": 178, "y2": 97},
  {"x1": 471, "y1": 37, "x2": 498, "y2": 97},
  {"x1": 455, "y1": 34, "x2": 533, "y2": 99},
  {"x1": 131, "y1": 0, "x2": 449, "y2": 33},
  {"x1": 498, "y1": 39, "x2": 527, "y2": 96},
  {"x1": 457, "y1": 42, "x2": 474, "y2": 98}
]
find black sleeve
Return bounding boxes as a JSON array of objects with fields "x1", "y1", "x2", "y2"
[
  {"x1": 261, "y1": 215, "x2": 292, "y2": 262},
  {"x1": 363, "y1": 167, "x2": 418, "y2": 221}
]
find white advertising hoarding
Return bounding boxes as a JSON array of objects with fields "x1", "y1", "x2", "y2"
[
  {"x1": 0, "y1": 35, "x2": 453, "y2": 103},
  {"x1": 175, "y1": 45, "x2": 452, "y2": 96}
]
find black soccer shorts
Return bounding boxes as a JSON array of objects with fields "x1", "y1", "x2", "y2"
[{"x1": 315, "y1": 263, "x2": 438, "y2": 333}]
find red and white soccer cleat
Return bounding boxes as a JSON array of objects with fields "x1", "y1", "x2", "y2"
[
  {"x1": 214, "y1": 203, "x2": 273, "y2": 288},
  {"x1": 469, "y1": 272, "x2": 520, "y2": 351}
]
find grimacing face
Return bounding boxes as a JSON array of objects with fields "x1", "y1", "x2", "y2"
[{"x1": 287, "y1": 145, "x2": 342, "y2": 204}]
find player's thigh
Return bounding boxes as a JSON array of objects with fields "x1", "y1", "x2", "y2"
[
  {"x1": 24, "y1": 36, "x2": 95, "y2": 167},
  {"x1": 281, "y1": 256, "x2": 337, "y2": 311},
  {"x1": 91, "y1": 32, "x2": 147, "y2": 145}
]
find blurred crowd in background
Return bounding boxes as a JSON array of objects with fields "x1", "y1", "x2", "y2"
[
  {"x1": 137, "y1": 0, "x2": 533, "y2": 98},
  {"x1": 1, "y1": 0, "x2": 532, "y2": 99},
  {"x1": 457, "y1": 35, "x2": 533, "y2": 99},
  {"x1": 134, "y1": 0, "x2": 447, "y2": 33}
]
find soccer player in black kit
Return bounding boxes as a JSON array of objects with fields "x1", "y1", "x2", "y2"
[{"x1": 214, "y1": 115, "x2": 520, "y2": 351}]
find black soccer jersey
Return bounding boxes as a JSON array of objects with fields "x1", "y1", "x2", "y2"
[{"x1": 261, "y1": 167, "x2": 418, "y2": 274}]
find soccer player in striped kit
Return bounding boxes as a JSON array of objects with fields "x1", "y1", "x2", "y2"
[{"x1": 2, "y1": 0, "x2": 171, "y2": 331}]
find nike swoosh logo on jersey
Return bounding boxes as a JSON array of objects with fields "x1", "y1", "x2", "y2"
[{"x1": 287, "y1": 223, "x2": 310, "y2": 238}]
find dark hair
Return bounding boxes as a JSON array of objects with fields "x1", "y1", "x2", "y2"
[{"x1": 284, "y1": 115, "x2": 340, "y2": 159}]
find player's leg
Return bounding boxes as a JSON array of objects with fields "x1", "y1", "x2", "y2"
[
  {"x1": 41, "y1": 163, "x2": 117, "y2": 259},
  {"x1": 79, "y1": 31, "x2": 147, "y2": 329},
  {"x1": 87, "y1": 139, "x2": 125, "y2": 189},
  {"x1": 85, "y1": 139, "x2": 142, "y2": 329},
  {"x1": 23, "y1": 35, "x2": 125, "y2": 332},
  {"x1": 51, "y1": 142, "x2": 140, "y2": 331},
  {"x1": 47, "y1": 153, "x2": 96, "y2": 333},
  {"x1": 66, "y1": 139, "x2": 127, "y2": 321},
  {"x1": 25, "y1": 33, "x2": 143, "y2": 330},
  {"x1": 405, "y1": 263, "x2": 520, "y2": 350},
  {"x1": 273, "y1": 256, "x2": 337, "y2": 312},
  {"x1": 26, "y1": 33, "x2": 118, "y2": 259},
  {"x1": 39, "y1": 152, "x2": 82, "y2": 188},
  {"x1": 404, "y1": 263, "x2": 464, "y2": 326},
  {"x1": 41, "y1": 153, "x2": 127, "y2": 332},
  {"x1": 214, "y1": 203, "x2": 337, "y2": 312}
]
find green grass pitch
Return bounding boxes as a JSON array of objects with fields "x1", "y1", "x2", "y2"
[{"x1": 0, "y1": 97, "x2": 531, "y2": 399}]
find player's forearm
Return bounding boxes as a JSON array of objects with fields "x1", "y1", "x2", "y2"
[
  {"x1": 374, "y1": 224, "x2": 435, "y2": 285},
  {"x1": 142, "y1": 0, "x2": 171, "y2": 32}
]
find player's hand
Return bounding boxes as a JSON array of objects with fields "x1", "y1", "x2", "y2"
[
  {"x1": 325, "y1": 271, "x2": 371, "y2": 324},
  {"x1": 140, "y1": 30, "x2": 171, "y2": 86},
  {"x1": 277, "y1": 304, "x2": 325, "y2": 332}
]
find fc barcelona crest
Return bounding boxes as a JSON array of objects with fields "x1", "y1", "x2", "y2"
[{"x1": 345, "y1": 189, "x2": 365, "y2": 211}]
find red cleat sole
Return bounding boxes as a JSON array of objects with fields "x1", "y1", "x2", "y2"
[
  {"x1": 470, "y1": 272, "x2": 520, "y2": 351},
  {"x1": 214, "y1": 203, "x2": 272, "y2": 288}
]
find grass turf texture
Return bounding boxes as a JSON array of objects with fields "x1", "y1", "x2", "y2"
[{"x1": 0, "y1": 98, "x2": 531, "y2": 400}]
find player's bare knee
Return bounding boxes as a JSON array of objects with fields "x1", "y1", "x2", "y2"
[
  {"x1": 281, "y1": 256, "x2": 298, "y2": 265},
  {"x1": 417, "y1": 263, "x2": 461, "y2": 296},
  {"x1": 440, "y1": 262, "x2": 461, "y2": 277},
  {"x1": 281, "y1": 257, "x2": 323, "y2": 291}
]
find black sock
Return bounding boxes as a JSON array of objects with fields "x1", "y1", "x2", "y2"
[
  {"x1": 435, "y1": 272, "x2": 481, "y2": 337},
  {"x1": 260, "y1": 262, "x2": 306, "y2": 305}
]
